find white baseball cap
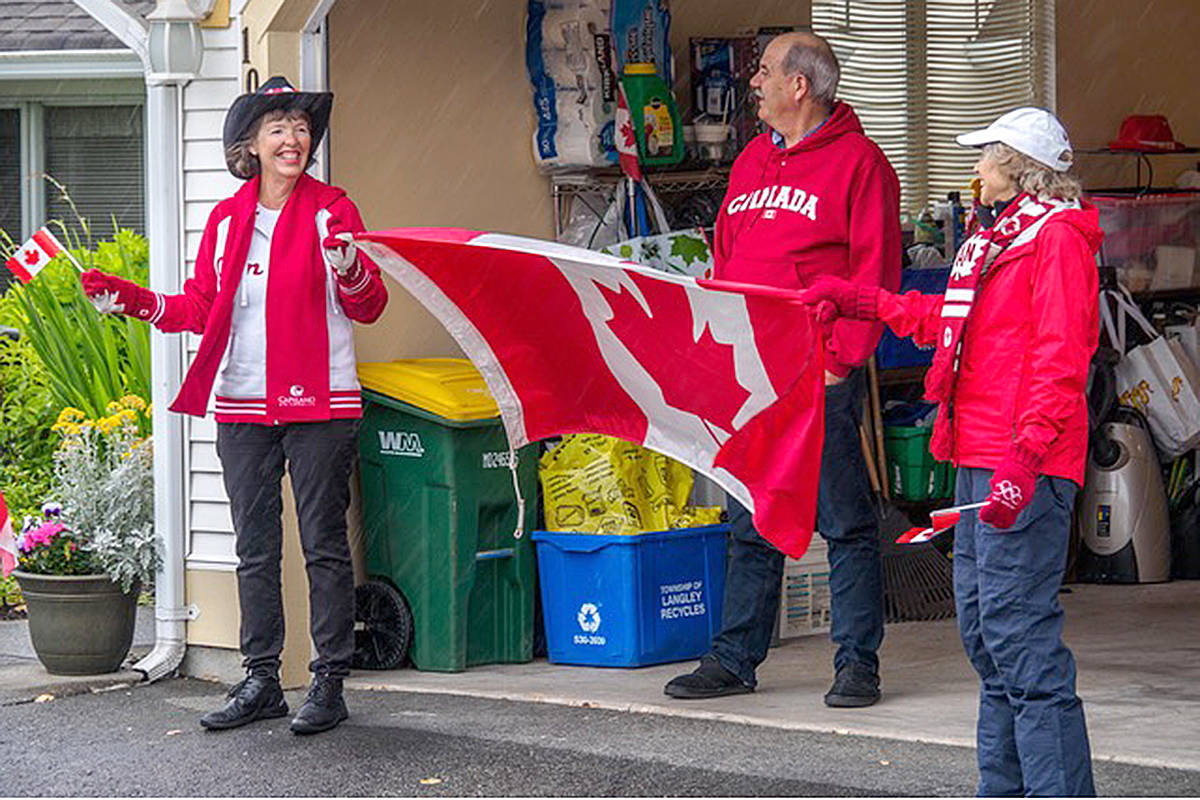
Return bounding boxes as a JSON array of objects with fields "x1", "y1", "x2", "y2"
[{"x1": 956, "y1": 107, "x2": 1074, "y2": 172}]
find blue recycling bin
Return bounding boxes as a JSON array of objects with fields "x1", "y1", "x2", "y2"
[{"x1": 531, "y1": 525, "x2": 728, "y2": 667}]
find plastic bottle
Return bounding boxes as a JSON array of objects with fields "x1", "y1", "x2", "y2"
[{"x1": 620, "y1": 63, "x2": 684, "y2": 167}]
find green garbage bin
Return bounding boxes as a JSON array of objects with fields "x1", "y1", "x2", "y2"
[
  {"x1": 355, "y1": 358, "x2": 538, "y2": 672},
  {"x1": 884, "y1": 425, "x2": 954, "y2": 502}
]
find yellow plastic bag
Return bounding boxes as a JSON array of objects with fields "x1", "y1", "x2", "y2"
[{"x1": 539, "y1": 433, "x2": 723, "y2": 533}]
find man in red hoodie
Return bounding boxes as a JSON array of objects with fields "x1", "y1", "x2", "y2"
[{"x1": 665, "y1": 32, "x2": 901, "y2": 706}]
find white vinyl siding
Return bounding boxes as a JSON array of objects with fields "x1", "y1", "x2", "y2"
[
  {"x1": 813, "y1": 0, "x2": 1055, "y2": 214},
  {"x1": 182, "y1": 23, "x2": 242, "y2": 571}
]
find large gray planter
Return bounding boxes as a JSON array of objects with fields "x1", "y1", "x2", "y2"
[{"x1": 13, "y1": 571, "x2": 138, "y2": 675}]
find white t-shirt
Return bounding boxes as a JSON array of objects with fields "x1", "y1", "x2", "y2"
[
  {"x1": 213, "y1": 204, "x2": 362, "y2": 406},
  {"x1": 215, "y1": 204, "x2": 278, "y2": 398}
]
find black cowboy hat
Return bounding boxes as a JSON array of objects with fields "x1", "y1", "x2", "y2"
[{"x1": 222, "y1": 76, "x2": 332, "y2": 178}]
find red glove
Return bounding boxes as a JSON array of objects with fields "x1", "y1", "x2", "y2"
[
  {"x1": 799, "y1": 276, "x2": 881, "y2": 326},
  {"x1": 979, "y1": 444, "x2": 1042, "y2": 530},
  {"x1": 80, "y1": 270, "x2": 158, "y2": 320},
  {"x1": 322, "y1": 215, "x2": 361, "y2": 279}
]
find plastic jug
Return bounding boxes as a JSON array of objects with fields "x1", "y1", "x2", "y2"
[{"x1": 620, "y1": 63, "x2": 684, "y2": 167}]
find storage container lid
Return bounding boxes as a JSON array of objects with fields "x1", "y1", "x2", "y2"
[{"x1": 357, "y1": 358, "x2": 499, "y2": 421}]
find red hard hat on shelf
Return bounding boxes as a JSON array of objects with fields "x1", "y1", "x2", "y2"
[{"x1": 1108, "y1": 115, "x2": 1190, "y2": 152}]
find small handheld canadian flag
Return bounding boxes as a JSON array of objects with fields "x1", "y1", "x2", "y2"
[
  {"x1": 0, "y1": 492, "x2": 18, "y2": 578},
  {"x1": 5, "y1": 227, "x2": 73, "y2": 283},
  {"x1": 895, "y1": 501, "x2": 987, "y2": 545}
]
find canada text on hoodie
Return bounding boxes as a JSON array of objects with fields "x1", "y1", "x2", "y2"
[{"x1": 714, "y1": 102, "x2": 902, "y2": 377}]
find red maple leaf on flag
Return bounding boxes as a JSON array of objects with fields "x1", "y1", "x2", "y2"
[
  {"x1": 620, "y1": 118, "x2": 637, "y2": 150},
  {"x1": 598, "y1": 273, "x2": 751, "y2": 442},
  {"x1": 24, "y1": 250, "x2": 38, "y2": 266}
]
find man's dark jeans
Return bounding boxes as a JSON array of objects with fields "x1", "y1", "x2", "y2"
[
  {"x1": 217, "y1": 420, "x2": 359, "y2": 679},
  {"x1": 709, "y1": 369, "x2": 883, "y2": 687}
]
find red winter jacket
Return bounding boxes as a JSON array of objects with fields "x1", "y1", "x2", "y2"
[
  {"x1": 877, "y1": 204, "x2": 1103, "y2": 484},
  {"x1": 713, "y1": 102, "x2": 901, "y2": 377},
  {"x1": 154, "y1": 174, "x2": 387, "y2": 423}
]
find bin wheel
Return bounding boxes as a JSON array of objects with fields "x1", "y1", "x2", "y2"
[{"x1": 352, "y1": 579, "x2": 413, "y2": 670}]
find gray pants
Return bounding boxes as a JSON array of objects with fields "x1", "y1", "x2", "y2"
[{"x1": 217, "y1": 420, "x2": 359, "y2": 679}]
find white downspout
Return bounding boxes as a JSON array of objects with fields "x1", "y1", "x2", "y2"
[
  {"x1": 134, "y1": 79, "x2": 192, "y2": 682},
  {"x1": 75, "y1": 0, "x2": 208, "y2": 682}
]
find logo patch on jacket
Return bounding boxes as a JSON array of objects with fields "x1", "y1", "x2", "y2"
[
  {"x1": 725, "y1": 185, "x2": 819, "y2": 221},
  {"x1": 278, "y1": 384, "x2": 316, "y2": 407}
]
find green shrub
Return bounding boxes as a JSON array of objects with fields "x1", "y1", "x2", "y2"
[
  {"x1": 0, "y1": 224, "x2": 151, "y2": 432},
  {"x1": 0, "y1": 336, "x2": 56, "y2": 521}
]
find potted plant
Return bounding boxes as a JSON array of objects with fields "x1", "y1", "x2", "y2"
[{"x1": 13, "y1": 398, "x2": 157, "y2": 675}]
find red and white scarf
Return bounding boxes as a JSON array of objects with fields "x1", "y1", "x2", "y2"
[{"x1": 924, "y1": 193, "x2": 1079, "y2": 405}]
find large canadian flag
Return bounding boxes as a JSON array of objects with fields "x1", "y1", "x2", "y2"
[
  {"x1": 5, "y1": 227, "x2": 65, "y2": 283},
  {"x1": 356, "y1": 228, "x2": 825, "y2": 558},
  {"x1": 0, "y1": 493, "x2": 17, "y2": 577}
]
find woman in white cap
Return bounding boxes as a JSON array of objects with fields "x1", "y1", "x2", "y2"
[
  {"x1": 78, "y1": 76, "x2": 388, "y2": 735},
  {"x1": 802, "y1": 107, "x2": 1100, "y2": 796}
]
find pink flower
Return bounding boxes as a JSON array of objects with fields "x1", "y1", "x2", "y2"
[{"x1": 19, "y1": 522, "x2": 66, "y2": 552}]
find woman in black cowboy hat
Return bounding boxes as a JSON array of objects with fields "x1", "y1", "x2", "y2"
[{"x1": 80, "y1": 76, "x2": 388, "y2": 735}]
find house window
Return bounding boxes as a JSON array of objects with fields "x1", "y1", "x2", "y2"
[
  {"x1": 0, "y1": 103, "x2": 144, "y2": 275},
  {"x1": 813, "y1": 0, "x2": 1055, "y2": 214},
  {"x1": 44, "y1": 105, "x2": 144, "y2": 241}
]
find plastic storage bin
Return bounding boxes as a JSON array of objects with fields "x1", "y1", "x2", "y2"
[
  {"x1": 356, "y1": 358, "x2": 538, "y2": 672},
  {"x1": 884, "y1": 425, "x2": 953, "y2": 501},
  {"x1": 777, "y1": 537, "x2": 831, "y2": 641},
  {"x1": 1087, "y1": 192, "x2": 1200, "y2": 292},
  {"x1": 531, "y1": 525, "x2": 728, "y2": 667},
  {"x1": 875, "y1": 267, "x2": 951, "y2": 369}
]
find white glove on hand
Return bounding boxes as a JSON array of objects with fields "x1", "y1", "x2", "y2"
[{"x1": 322, "y1": 232, "x2": 358, "y2": 276}]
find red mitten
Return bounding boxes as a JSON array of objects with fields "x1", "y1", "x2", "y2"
[
  {"x1": 322, "y1": 215, "x2": 360, "y2": 278},
  {"x1": 80, "y1": 269, "x2": 158, "y2": 320},
  {"x1": 799, "y1": 276, "x2": 881, "y2": 325},
  {"x1": 979, "y1": 444, "x2": 1042, "y2": 530}
]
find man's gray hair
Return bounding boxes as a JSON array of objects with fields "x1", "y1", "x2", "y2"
[{"x1": 780, "y1": 37, "x2": 840, "y2": 107}]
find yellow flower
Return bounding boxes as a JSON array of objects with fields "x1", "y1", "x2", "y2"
[
  {"x1": 105, "y1": 401, "x2": 122, "y2": 415},
  {"x1": 120, "y1": 395, "x2": 147, "y2": 411},
  {"x1": 56, "y1": 407, "x2": 85, "y2": 425},
  {"x1": 52, "y1": 420, "x2": 82, "y2": 437}
]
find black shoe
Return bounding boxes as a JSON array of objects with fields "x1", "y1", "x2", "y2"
[
  {"x1": 290, "y1": 675, "x2": 349, "y2": 735},
  {"x1": 664, "y1": 657, "x2": 754, "y2": 699},
  {"x1": 199, "y1": 675, "x2": 289, "y2": 730},
  {"x1": 824, "y1": 662, "x2": 881, "y2": 708}
]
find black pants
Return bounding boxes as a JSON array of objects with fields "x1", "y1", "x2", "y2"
[{"x1": 217, "y1": 420, "x2": 359, "y2": 679}]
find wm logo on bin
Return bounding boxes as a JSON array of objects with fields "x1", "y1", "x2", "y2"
[{"x1": 378, "y1": 430, "x2": 425, "y2": 458}]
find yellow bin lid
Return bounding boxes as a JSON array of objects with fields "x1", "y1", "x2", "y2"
[{"x1": 357, "y1": 358, "x2": 499, "y2": 421}]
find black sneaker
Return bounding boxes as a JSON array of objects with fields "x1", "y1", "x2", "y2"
[
  {"x1": 824, "y1": 662, "x2": 881, "y2": 708},
  {"x1": 199, "y1": 675, "x2": 289, "y2": 730},
  {"x1": 290, "y1": 675, "x2": 349, "y2": 735},
  {"x1": 664, "y1": 656, "x2": 754, "y2": 699}
]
